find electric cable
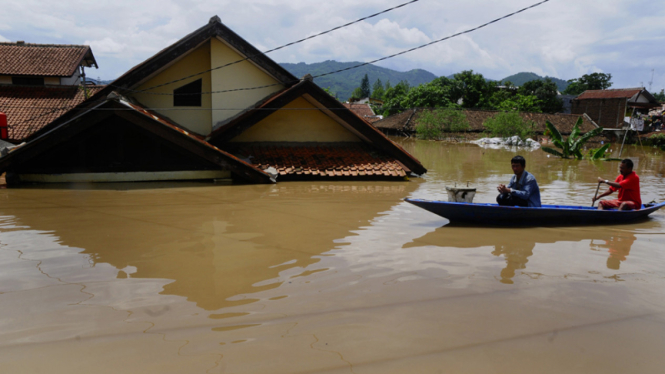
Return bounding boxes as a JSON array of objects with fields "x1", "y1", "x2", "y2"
[
  {"x1": 116, "y1": 0, "x2": 552, "y2": 97},
  {"x1": 131, "y1": 0, "x2": 422, "y2": 93}
]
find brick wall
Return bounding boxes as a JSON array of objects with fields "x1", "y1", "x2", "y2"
[{"x1": 571, "y1": 98, "x2": 627, "y2": 128}]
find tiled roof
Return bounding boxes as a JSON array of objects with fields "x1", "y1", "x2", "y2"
[
  {"x1": 0, "y1": 85, "x2": 105, "y2": 141},
  {"x1": 374, "y1": 109, "x2": 597, "y2": 134},
  {"x1": 0, "y1": 43, "x2": 95, "y2": 76},
  {"x1": 576, "y1": 88, "x2": 642, "y2": 100},
  {"x1": 343, "y1": 103, "x2": 376, "y2": 120},
  {"x1": 229, "y1": 143, "x2": 408, "y2": 180}
]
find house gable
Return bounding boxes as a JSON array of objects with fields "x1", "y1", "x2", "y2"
[
  {"x1": 230, "y1": 96, "x2": 362, "y2": 143},
  {"x1": 131, "y1": 41, "x2": 213, "y2": 135},
  {"x1": 210, "y1": 37, "x2": 284, "y2": 130}
]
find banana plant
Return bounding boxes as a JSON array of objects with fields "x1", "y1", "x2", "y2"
[{"x1": 541, "y1": 117, "x2": 604, "y2": 159}]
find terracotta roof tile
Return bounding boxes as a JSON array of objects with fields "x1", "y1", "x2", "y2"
[
  {"x1": 229, "y1": 143, "x2": 408, "y2": 180},
  {"x1": 0, "y1": 85, "x2": 105, "y2": 142},
  {"x1": 576, "y1": 88, "x2": 642, "y2": 100},
  {"x1": 0, "y1": 43, "x2": 94, "y2": 76}
]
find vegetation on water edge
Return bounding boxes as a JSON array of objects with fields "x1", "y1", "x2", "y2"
[
  {"x1": 541, "y1": 118, "x2": 604, "y2": 159},
  {"x1": 643, "y1": 133, "x2": 665, "y2": 151},
  {"x1": 482, "y1": 112, "x2": 536, "y2": 141},
  {"x1": 415, "y1": 108, "x2": 470, "y2": 140}
]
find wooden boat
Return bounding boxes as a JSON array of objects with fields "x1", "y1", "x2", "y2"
[{"x1": 404, "y1": 198, "x2": 665, "y2": 226}]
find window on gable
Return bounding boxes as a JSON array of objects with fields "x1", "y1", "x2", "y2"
[
  {"x1": 12, "y1": 76, "x2": 45, "y2": 86},
  {"x1": 173, "y1": 79, "x2": 202, "y2": 107}
]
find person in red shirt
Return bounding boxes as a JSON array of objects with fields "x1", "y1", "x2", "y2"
[{"x1": 593, "y1": 159, "x2": 642, "y2": 210}]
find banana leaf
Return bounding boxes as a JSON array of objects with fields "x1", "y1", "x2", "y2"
[{"x1": 541, "y1": 146, "x2": 566, "y2": 158}]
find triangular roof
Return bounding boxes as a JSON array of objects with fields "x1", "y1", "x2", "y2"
[
  {"x1": 208, "y1": 79, "x2": 427, "y2": 175},
  {"x1": 0, "y1": 42, "x2": 97, "y2": 76},
  {"x1": 25, "y1": 16, "x2": 299, "y2": 141},
  {"x1": 0, "y1": 95, "x2": 274, "y2": 184}
]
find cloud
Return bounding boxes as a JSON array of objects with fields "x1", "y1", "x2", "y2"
[
  {"x1": 0, "y1": 0, "x2": 663, "y2": 89},
  {"x1": 0, "y1": 34, "x2": 9, "y2": 42}
]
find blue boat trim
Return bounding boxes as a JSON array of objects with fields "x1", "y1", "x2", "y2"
[{"x1": 404, "y1": 199, "x2": 665, "y2": 226}]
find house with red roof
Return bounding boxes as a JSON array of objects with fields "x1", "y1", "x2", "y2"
[
  {"x1": 571, "y1": 88, "x2": 660, "y2": 129},
  {"x1": 0, "y1": 16, "x2": 425, "y2": 184},
  {"x1": 0, "y1": 41, "x2": 100, "y2": 143}
]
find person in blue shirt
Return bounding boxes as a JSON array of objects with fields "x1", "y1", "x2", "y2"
[{"x1": 496, "y1": 155, "x2": 541, "y2": 207}]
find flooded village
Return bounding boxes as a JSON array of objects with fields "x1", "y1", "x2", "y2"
[{"x1": 1, "y1": 6, "x2": 665, "y2": 374}]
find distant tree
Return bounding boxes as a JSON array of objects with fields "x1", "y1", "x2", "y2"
[
  {"x1": 416, "y1": 108, "x2": 470, "y2": 140},
  {"x1": 384, "y1": 80, "x2": 392, "y2": 92},
  {"x1": 349, "y1": 87, "x2": 363, "y2": 101},
  {"x1": 453, "y1": 70, "x2": 494, "y2": 108},
  {"x1": 483, "y1": 112, "x2": 537, "y2": 141},
  {"x1": 653, "y1": 89, "x2": 665, "y2": 102},
  {"x1": 323, "y1": 86, "x2": 338, "y2": 99},
  {"x1": 495, "y1": 94, "x2": 542, "y2": 113},
  {"x1": 371, "y1": 78, "x2": 385, "y2": 100},
  {"x1": 382, "y1": 80, "x2": 411, "y2": 116},
  {"x1": 360, "y1": 74, "x2": 371, "y2": 98},
  {"x1": 563, "y1": 73, "x2": 613, "y2": 95},
  {"x1": 518, "y1": 78, "x2": 563, "y2": 113}
]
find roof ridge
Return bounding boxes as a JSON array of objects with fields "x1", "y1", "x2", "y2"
[{"x1": 0, "y1": 42, "x2": 89, "y2": 49}]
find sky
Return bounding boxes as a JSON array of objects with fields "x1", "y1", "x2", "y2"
[{"x1": 1, "y1": 0, "x2": 664, "y2": 91}]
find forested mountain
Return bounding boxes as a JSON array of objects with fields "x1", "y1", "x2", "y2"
[
  {"x1": 280, "y1": 60, "x2": 571, "y2": 100},
  {"x1": 280, "y1": 61, "x2": 437, "y2": 101},
  {"x1": 500, "y1": 72, "x2": 569, "y2": 92}
]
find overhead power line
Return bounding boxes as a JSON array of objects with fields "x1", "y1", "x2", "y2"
[
  {"x1": 314, "y1": 0, "x2": 551, "y2": 79},
  {"x1": 133, "y1": 0, "x2": 422, "y2": 93},
  {"x1": 120, "y1": 0, "x2": 552, "y2": 97}
]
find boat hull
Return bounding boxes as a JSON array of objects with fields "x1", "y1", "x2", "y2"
[{"x1": 404, "y1": 199, "x2": 665, "y2": 226}]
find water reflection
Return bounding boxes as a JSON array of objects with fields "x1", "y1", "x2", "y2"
[
  {"x1": 404, "y1": 219, "x2": 660, "y2": 284},
  {"x1": 0, "y1": 182, "x2": 418, "y2": 311},
  {"x1": 591, "y1": 233, "x2": 637, "y2": 270}
]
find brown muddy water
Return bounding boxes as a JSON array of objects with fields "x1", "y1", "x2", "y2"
[{"x1": 1, "y1": 140, "x2": 665, "y2": 374}]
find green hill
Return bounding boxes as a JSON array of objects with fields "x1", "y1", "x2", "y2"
[
  {"x1": 500, "y1": 72, "x2": 569, "y2": 92},
  {"x1": 280, "y1": 60, "x2": 437, "y2": 101}
]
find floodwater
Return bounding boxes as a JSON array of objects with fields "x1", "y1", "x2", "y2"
[{"x1": 1, "y1": 140, "x2": 665, "y2": 374}]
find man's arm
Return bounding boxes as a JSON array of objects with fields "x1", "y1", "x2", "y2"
[
  {"x1": 509, "y1": 178, "x2": 537, "y2": 200},
  {"x1": 597, "y1": 177, "x2": 620, "y2": 190}
]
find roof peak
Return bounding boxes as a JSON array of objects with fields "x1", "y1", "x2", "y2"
[{"x1": 209, "y1": 15, "x2": 221, "y2": 24}]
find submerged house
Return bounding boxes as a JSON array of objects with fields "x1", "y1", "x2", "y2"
[
  {"x1": 0, "y1": 17, "x2": 425, "y2": 184},
  {"x1": 0, "y1": 41, "x2": 102, "y2": 143},
  {"x1": 571, "y1": 88, "x2": 661, "y2": 129},
  {"x1": 374, "y1": 109, "x2": 599, "y2": 136}
]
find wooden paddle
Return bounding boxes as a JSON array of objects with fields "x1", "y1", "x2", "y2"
[{"x1": 591, "y1": 181, "x2": 601, "y2": 207}]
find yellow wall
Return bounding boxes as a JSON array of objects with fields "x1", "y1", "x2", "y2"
[
  {"x1": 230, "y1": 97, "x2": 362, "y2": 143},
  {"x1": 210, "y1": 38, "x2": 284, "y2": 129},
  {"x1": 132, "y1": 42, "x2": 213, "y2": 135}
]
